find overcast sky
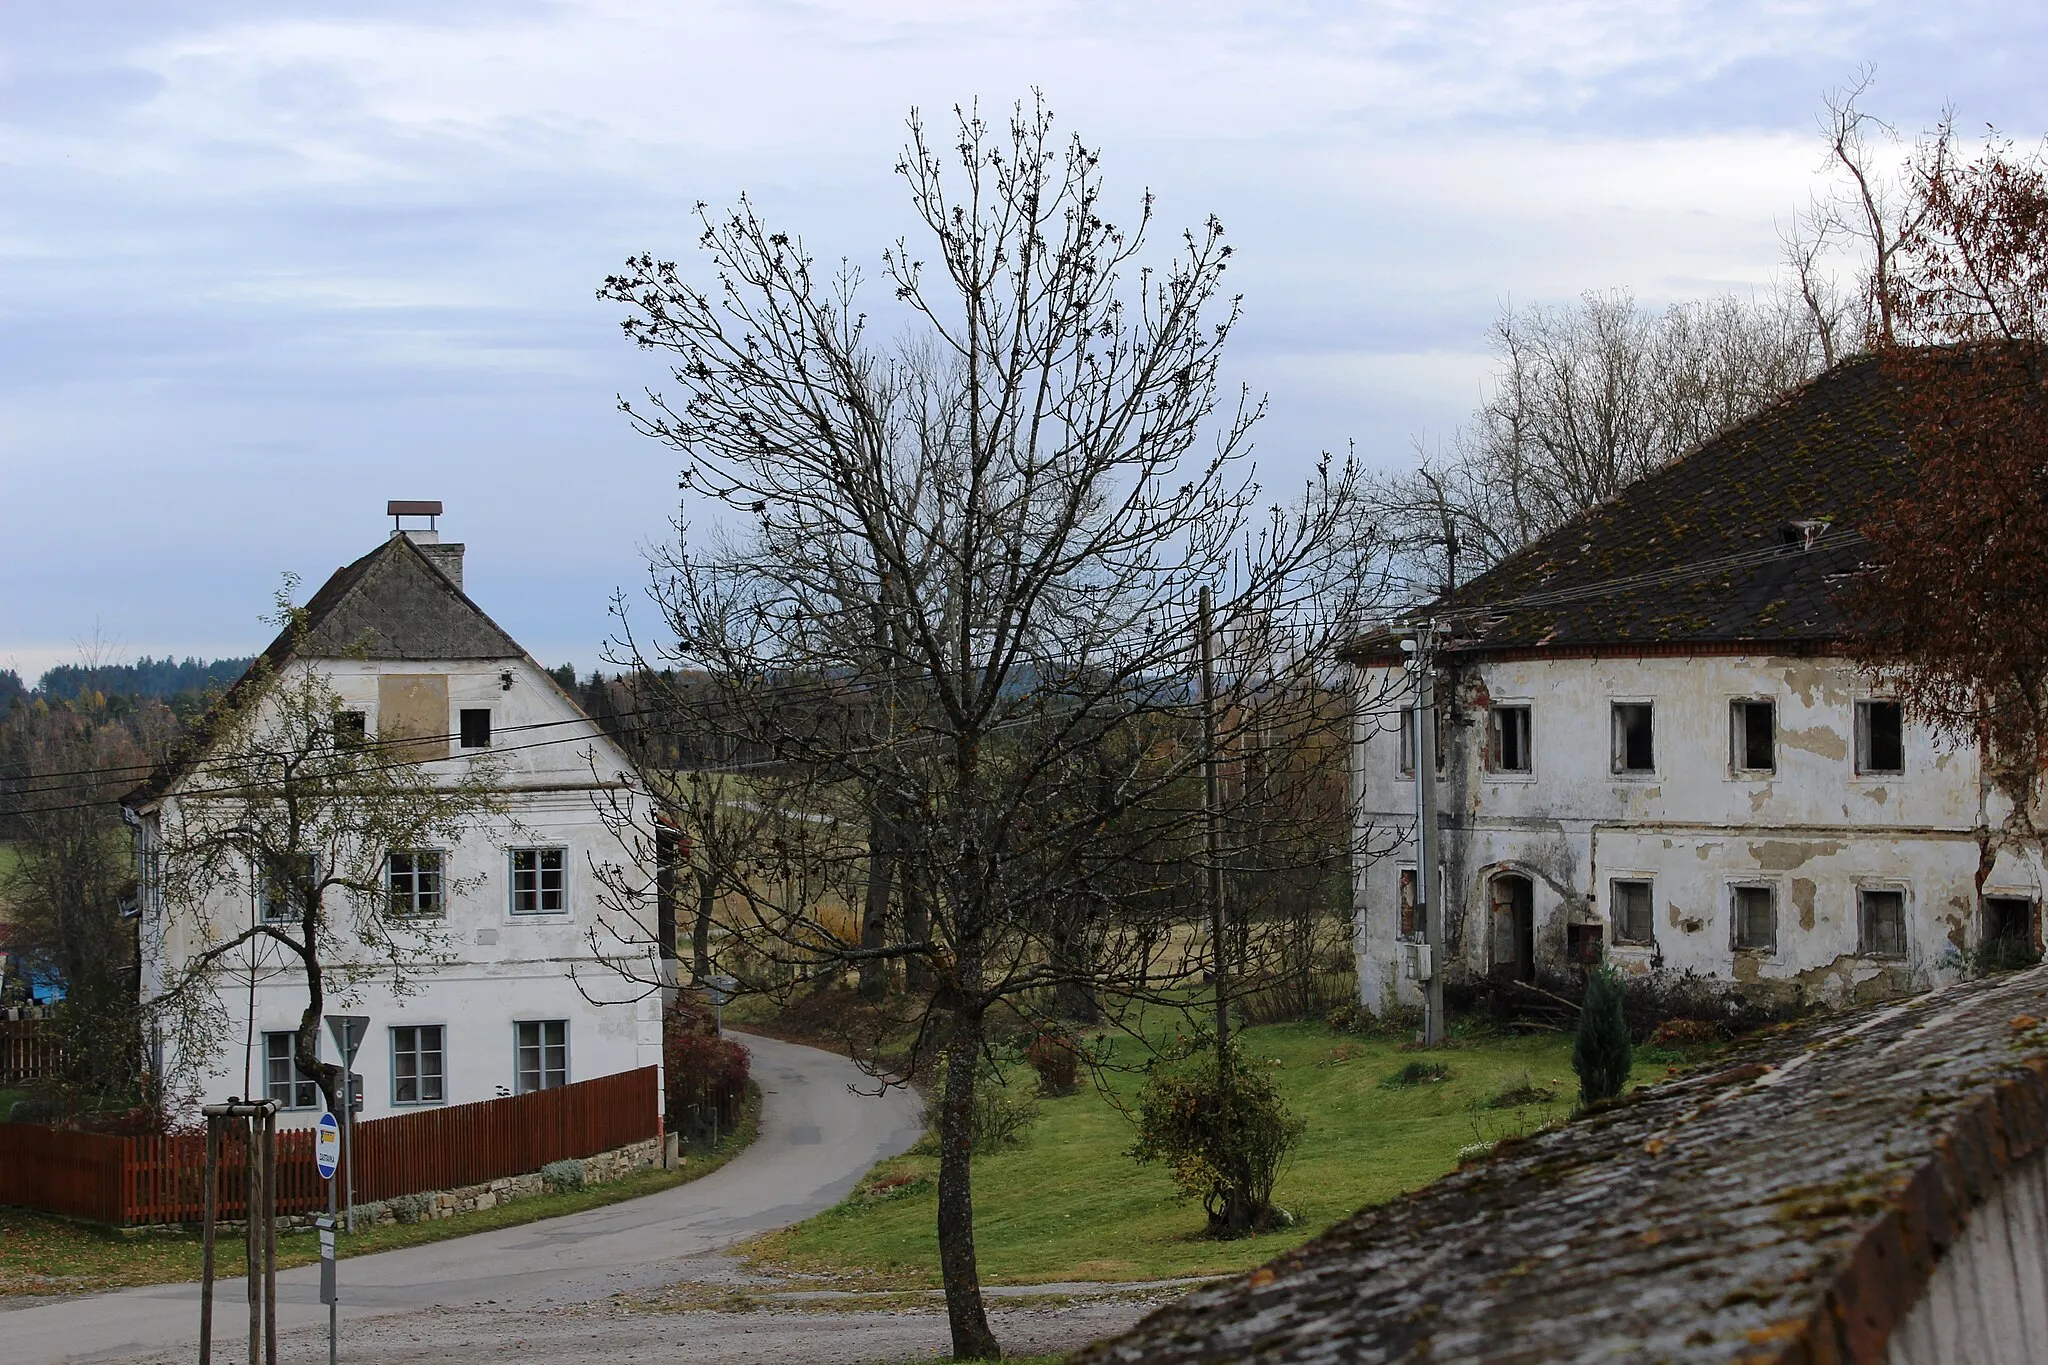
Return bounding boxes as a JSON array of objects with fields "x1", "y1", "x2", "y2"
[{"x1": 2, "y1": 1, "x2": 2041, "y2": 681}]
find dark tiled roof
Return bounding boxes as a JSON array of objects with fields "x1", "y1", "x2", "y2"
[
  {"x1": 1078, "y1": 966, "x2": 2048, "y2": 1364},
  {"x1": 122, "y1": 536, "x2": 525, "y2": 809},
  {"x1": 1419, "y1": 355, "x2": 1910, "y2": 657}
]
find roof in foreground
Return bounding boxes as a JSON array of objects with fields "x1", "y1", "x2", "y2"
[
  {"x1": 1078, "y1": 966, "x2": 2048, "y2": 1363},
  {"x1": 1353, "y1": 355, "x2": 1912, "y2": 661}
]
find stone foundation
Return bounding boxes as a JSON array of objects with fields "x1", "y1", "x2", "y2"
[{"x1": 134, "y1": 1134, "x2": 671, "y2": 1234}]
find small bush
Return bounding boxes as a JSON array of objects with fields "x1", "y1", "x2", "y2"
[
  {"x1": 1023, "y1": 1029, "x2": 1081, "y2": 1097},
  {"x1": 665, "y1": 995, "x2": 751, "y2": 1143},
  {"x1": 1573, "y1": 963, "x2": 1633, "y2": 1107},
  {"x1": 1130, "y1": 1039, "x2": 1305, "y2": 1238},
  {"x1": 391, "y1": 1193, "x2": 434, "y2": 1225},
  {"x1": 1486, "y1": 1070, "x2": 1558, "y2": 1108},
  {"x1": 540, "y1": 1159, "x2": 586, "y2": 1194},
  {"x1": 1381, "y1": 1060, "x2": 1452, "y2": 1088}
]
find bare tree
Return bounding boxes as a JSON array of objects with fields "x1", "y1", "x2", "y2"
[
  {"x1": 1782, "y1": 65, "x2": 1926, "y2": 352},
  {"x1": 1372, "y1": 289, "x2": 1825, "y2": 591},
  {"x1": 140, "y1": 592, "x2": 507, "y2": 1119},
  {"x1": 598, "y1": 98, "x2": 1375, "y2": 1358}
]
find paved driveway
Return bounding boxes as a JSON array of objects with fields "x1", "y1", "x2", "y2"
[{"x1": 6, "y1": 1032, "x2": 924, "y2": 1364}]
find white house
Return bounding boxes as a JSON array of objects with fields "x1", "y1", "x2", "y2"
[
  {"x1": 1350, "y1": 356, "x2": 2047, "y2": 1015},
  {"x1": 126, "y1": 505, "x2": 661, "y2": 1127}
]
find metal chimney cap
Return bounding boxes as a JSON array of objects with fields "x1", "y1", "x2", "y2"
[{"x1": 387, "y1": 500, "x2": 443, "y2": 517}]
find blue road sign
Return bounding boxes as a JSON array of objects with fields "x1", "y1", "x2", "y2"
[{"x1": 315, "y1": 1111, "x2": 341, "y2": 1180}]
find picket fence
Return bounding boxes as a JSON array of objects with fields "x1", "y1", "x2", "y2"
[
  {"x1": 0, "y1": 1065, "x2": 659, "y2": 1226},
  {"x1": 0, "y1": 1017, "x2": 62, "y2": 1084}
]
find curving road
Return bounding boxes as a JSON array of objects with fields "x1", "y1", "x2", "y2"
[{"x1": 8, "y1": 1032, "x2": 924, "y2": 1365}]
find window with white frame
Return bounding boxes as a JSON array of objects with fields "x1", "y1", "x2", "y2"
[
  {"x1": 391, "y1": 1025, "x2": 445, "y2": 1105},
  {"x1": 1730, "y1": 699, "x2": 1775, "y2": 773},
  {"x1": 1732, "y1": 885, "x2": 1777, "y2": 951},
  {"x1": 509, "y1": 847, "x2": 566, "y2": 915},
  {"x1": 387, "y1": 850, "x2": 445, "y2": 917},
  {"x1": 1856, "y1": 700, "x2": 1904, "y2": 775},
  {"x1": 1859, "y1": 888, "x2": 1907, "y2": 957},
  {"x1": 260, "y1": 853, "x2": 317, "y2": 924},
  {"x1": 264, "y1": 1032, "x2": 319, "y2": 1109},
  {"x1": 1488, "y1": 705, "x2": 1532, "y2": 773},
  {"x1": 516, "y1": 1020, "x2": 568, "y2": 1093},
  {"x1": 1612, "y1": 703, "x2": 1655, "y2": 774},
  {"x1": 1611, "y1": 880, "x2": 1655, "y2": 945}
]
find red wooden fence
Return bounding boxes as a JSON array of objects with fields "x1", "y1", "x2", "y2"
[
  {"x1": 1, "y1": 1018, "x2": 62, "y2": 1084},
  {"x1": 0, "y1": 1065, "x2": 659, "y2": 1226}
]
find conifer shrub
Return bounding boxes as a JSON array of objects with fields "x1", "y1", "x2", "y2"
[{"x1": 1573, "y1": 962, "x2": 1633, "y2": 1107}]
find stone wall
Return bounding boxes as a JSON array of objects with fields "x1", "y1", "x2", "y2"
[{"x1": 346, "y1": 1135, "x2": 667, "y2": 1229}]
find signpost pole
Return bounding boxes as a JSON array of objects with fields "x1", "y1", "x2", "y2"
[
  {"x1": 316, "y1": 1108, "x2": 340, "y2": 1365},
  {"x1": 324, "y1": 1016, "x2": 367, "y2": 1235}
]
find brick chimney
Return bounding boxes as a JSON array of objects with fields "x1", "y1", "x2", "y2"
[{"x1": 387, "y1": 500, "x2": 465, "y2": 591}]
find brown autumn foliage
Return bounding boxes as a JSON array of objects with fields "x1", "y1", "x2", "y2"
[{"x1": 1848, "y1": 121, "x2": 2048, "y2": 840}]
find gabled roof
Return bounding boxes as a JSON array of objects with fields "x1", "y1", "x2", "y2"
[
  {"x1": 292, "y1": 535, "x2": 524, "y2": 661},
  {"x1": 1080, "y1": 966, "x2": 2048, "y2": 1363},
  {"x1": 123, "y1": 535, "x2": 561, "y2": 811},
  {"x1": 1364, "y1": 355, "x2": 1912, "y2": 660}
]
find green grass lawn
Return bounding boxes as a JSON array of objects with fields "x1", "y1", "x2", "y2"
[
  {"x1": 0, "y1": 1090, "x2": 761, "y2": 1297},
  {"x1": 751, "y1": 1021, "x2": 1689, "y2": 1287}
]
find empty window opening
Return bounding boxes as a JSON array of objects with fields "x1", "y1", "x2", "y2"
[
  {"x1": 1612, "y1": 703, "x2": 1656, "y2": 774},
  {"x1": 1397, "y1": 868, "x2": 1419, "y2": 939},
  {"x1": 459, "y1": 708, "x2": 493, "y2": 749},
  {"x1": 388, "y1": 850, "x2": 445, "y2": 917},
  {"x1": 1856, "y1": 700, "x2": 1904, "y2": 775},
  {"x1": 1731, "y1": 700, "x2": 1775, "y2": 772},
  {"x1": 391, "y1": 1025, "x2": 445, "y2": 1105},
  {"x1": 516, "y1": 1020, "x2": 568, "y2": 1093},
  {"x1": 333, "y1": 711, "x2": 367, "y2": 747},
  {"x1": 1859, "y1": 888, "x2": 1907, "y2": 957},
  {"x1": 1397, "y1": 707, "x2": 1415, "y2": 775},
  {"x1": 1732, "y1": 885, "x2": 1777, "y2": 951},
  {"x1": 1489, "y1": 874, "x2": 1536, "y2": 984},
  {"x1": 1984, "y1": 897, "x2": 2038, "y2": 967},
  {"x1": 264, "y1": 1032, "x2": 319, "y2": 1110},
  {"x1": 1489, "y1": 706, "x2": 1532, "y2": 773},
  {"x1": 1566, "y1": 923, "x2": 1604, "y2": 967},
  {"x1": 510, "y1": 847, "x2": 567, "y2": 915},
  {"x1": 1611, "y1": 880, "x2": 1655, "y2": 945}
]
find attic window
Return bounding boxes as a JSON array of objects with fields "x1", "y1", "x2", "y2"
[
  {"x1": 459, "y1": 708, "x2": 492, "y2": 749},
  {"x1": 334, "y1": 711, "x2": 367, "y2": 747},
  {"x1": 1780, "y1": 519, "x2": 1831, "y2": 552}
]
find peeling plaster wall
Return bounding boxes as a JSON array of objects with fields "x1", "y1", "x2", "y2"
[{"x1": 1352, "y1": 654, "x2": 2048, "y2": 1014}]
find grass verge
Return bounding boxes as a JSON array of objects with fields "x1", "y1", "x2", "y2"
[
  {"x1": 0, "y1": 1083, "x2": 761, "y2": 1298},
  {"x1": 748, "y1": 1021, "x2": 1697, "y2": 1287}
]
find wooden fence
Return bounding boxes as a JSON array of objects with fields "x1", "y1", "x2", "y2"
[
  {"x1": 0, "y1": 1065, "x2": 659, "y2": 1226},
  {"x1": 1, "y1": 1017, "x2": 62, "y2": 1084}
]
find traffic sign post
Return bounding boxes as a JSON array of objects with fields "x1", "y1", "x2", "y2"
[
  {"x1": 325, "y1": 1016, "x2": 367, "y2": 1233},
  {"x1": 316, "y1": 1108, "x2": 341, "y2": 1365}
]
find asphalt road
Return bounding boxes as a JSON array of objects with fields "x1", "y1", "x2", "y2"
[{"x1": 7, "y1": 1032, "x2": 925, "y2": 1364}]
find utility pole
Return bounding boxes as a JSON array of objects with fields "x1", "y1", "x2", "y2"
[
  {"x1": 1409, "y1": 624, "x2": 1447, "y2": 1047},
  {"x1": 1198, "y1": 587, "x2": 1230, "y2": 1074}
]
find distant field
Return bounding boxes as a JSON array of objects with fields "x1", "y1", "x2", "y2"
[{"x1": 750, "y1": 1019, "x2": 1691, "y2": 1288}]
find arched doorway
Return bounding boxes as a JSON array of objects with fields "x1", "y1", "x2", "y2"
[{"x1": 1490, "y1": 874, "x2": 1536, "y2": 984}]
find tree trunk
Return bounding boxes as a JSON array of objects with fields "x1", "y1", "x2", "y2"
[
  {"x1": 1048, "y1": 911, "x2": 1099, "y2": 1023},
  {"x1": 902, "y1": 869, "x2": 933, "y2": 995},
  {"x1": 859, "y1": 821, "x2": 895, "y2": 1000},
  {"x1": 694, "y1": 870, "x2": 717, "y2": 986},
  {"x1": 936, "y1": 1005, "x2": 1000, "y2": 1360}
]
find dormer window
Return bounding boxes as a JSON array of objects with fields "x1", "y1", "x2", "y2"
[{"x1": 1780, "y1": 519, "x2": 1831, "y2": 552}]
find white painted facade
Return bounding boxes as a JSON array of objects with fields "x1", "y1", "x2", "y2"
[
  {"x1": 1351, "y1": 650, "x2": 2048, "y2": 1015},
  {"x1": 133, "y1": 534, "x2": 659, "y2": 1130}
]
